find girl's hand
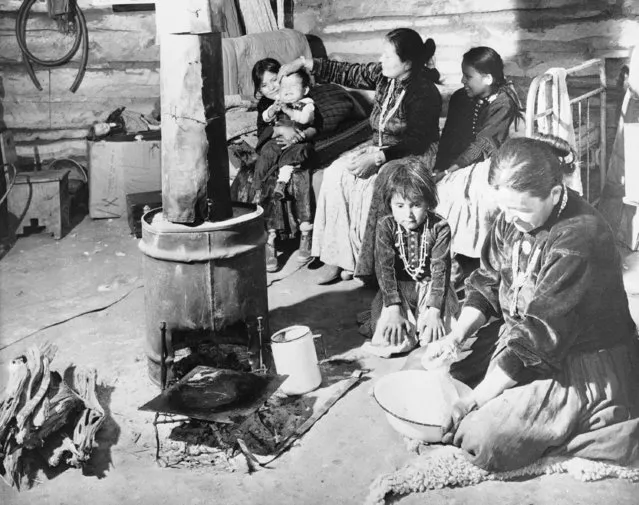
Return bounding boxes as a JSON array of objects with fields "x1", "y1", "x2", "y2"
[
  {"x1": 381, "y1": 305, "x2": 410, "y2": 346},
  {"x1": 275, "y1": 126, "x2": 305, "y2": 151},
  {"x1": 268, "y1": 101, "x2": 282, "y2": 117},
  {"x1": 418, "y1": 307, "x2": 446, "y2": 344},
  {"x1": 274, "y1": 126, "x2": 304, "y2": 143}
]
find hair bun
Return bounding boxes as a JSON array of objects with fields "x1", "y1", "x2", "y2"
[
  {"x1": 532, "y1": 133, "x2": 577, "y2": 175},
  {"x1": 423, "y1": 38, "x2": 436, "y2": 61}
]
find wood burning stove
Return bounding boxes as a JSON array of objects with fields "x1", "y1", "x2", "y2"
[{"x1": 140, "y1": 0, "x2": 269, "y2": 384}]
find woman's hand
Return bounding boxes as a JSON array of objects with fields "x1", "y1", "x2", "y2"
[
  {"x1": 418, "y1": 307, "x2": 446, "y2": 344},
  {"x1": 441, "y1": 395, "x2": 478, "y2": 445},
  {"x1": 423, "y1": 329, "x2": 463, "y2": 362},
  {"x1": 381, "y1": 305, "x2": 410, "y2": 346},
  {"x1": 278, "y1": 56, "x2": 313, "y2": 82},
  {"x1": 346, "y1": 152, "x2": 379, "y2": 179}
]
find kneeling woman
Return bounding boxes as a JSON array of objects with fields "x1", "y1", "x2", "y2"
[{"x1": 426, "y1": 135, "x2": 639, "y2": 471}]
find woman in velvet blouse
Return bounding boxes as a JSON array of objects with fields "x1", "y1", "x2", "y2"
[
  {"x1": 278, "y1": 28, "x2": 442, "y2": 284},
  {"x1": 420, "y1": 135, "x2": 639, "y2": 471}
]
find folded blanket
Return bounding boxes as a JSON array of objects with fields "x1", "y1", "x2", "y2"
[{"x1": 366, "y1": 445, "x2": 639, "y2": 505}]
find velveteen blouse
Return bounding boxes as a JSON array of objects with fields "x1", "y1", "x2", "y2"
[
  {"x1": 434, "y1": 84, "x2": 522, "y2": 171},
  {"x1": 375, "y1": 213, "x2": 452, "y2": 311},
  {"x1": 311, "y1": 58, "x2": 442, "y2": 161},
  {"x1": 465, "y1": 188, "x2": 637, "y2": 383}
]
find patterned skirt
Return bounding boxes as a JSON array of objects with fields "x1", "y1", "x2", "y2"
[
  {"x1": 434, "y1": 158, "x2": 499, "y2": 258},
  {"x1": 450, "y1": 322, "x2": 639, "y2": 471}
]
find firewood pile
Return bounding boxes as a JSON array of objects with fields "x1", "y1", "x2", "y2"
[{"x1": 0, "y1": 343, "x2": 106, "y2": 490}]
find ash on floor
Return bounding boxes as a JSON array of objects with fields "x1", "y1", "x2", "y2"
[
  {"x1": 158, "y1": 359, "x2": 363, "y2": 470},
  {"x1": 160, "y1": 393, "x2": 314, "y2": 469}
]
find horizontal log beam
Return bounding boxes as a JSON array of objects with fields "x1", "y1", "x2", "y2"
[
  {"x1": 300, "y1": 0, "x2": 616, "y2": 24},
  {"x1": 15, "y1": 138, "x2": 89, "y2": 162},
  {"x1": 3, "y1": 66, "x2": 159, "y2": 101},
  {"x1": 0, "y1": 11, "x2": 158, "y2": 64},
  {"x1": 2, "y1": 0, "x2": 155, "y2": 12},
  {"x1": 12, "y1": 128, "x2": 91, "y2": 143}
]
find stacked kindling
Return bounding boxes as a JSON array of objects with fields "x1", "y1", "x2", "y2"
[{"x1": 0, "y1": 343, "x2": 105, "y2": 490}]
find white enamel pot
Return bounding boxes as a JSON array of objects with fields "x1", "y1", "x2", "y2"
[
  {"x1": 270, "y1": 325, "x2": 323, "y2": 395},
  {"x1": 373, "y1": 369, "x2": 472, "y2": 442}
]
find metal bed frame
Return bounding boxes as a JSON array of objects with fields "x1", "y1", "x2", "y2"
[{"x1": 526, "y1": 58, "x2": 607, "y2": 203}]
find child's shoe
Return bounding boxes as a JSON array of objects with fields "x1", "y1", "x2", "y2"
[
  {"x1": 297, "y1": 222, "x2": 312, "y2": 263},
  {"x1": 265, "y1": 230, "x2": 278, "y2": 272},
  {"x1": 297, "y1": 231, "x2": 312, "y2": 263},
  {"x1": 272, "y1": 180, "x2": 287, "y2": 201},
  {"x1": 265, "y1": 242, "x2": 278, "y2": 272}
]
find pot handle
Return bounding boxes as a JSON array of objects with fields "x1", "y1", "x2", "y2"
[{"x1": 312, "y1": 334, "x2": 327, "y2": 361}]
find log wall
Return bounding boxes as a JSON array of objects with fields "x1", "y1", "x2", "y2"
[
  {"x1": 2, "y1": 0, "x2": 638, "y2": 164},
  {"x1": 294, "y1": 0, "x2": 638, "y2": 84},
  {"x1": 1, "y1": 0, "x2": 161, "y2": 163},
  {"x1": 294, "y1": 0, "x2": 639, "y2": 157}
]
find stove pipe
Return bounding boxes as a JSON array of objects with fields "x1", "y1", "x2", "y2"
[{"x1": 157, "y1": 0, "x2": 232, "y2": 224}]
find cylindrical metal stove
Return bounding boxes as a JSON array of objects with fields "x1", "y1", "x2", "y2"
[{"x1": 140, "y1": 205, "x2": 269, "y2": 384}]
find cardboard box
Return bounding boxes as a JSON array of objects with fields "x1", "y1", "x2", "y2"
[{"x1": 88, "y1": 134, "x2": 161, "y2": 219}]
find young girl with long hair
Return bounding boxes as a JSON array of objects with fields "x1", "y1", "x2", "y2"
[
  {"x1": 249, "y1": 58, "x2": 316, "y2": 272},
  {"x1": 359, "y1": 156, "x2": 459, "y2": 358}
]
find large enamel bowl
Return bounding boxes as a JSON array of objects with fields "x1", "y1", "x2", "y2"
[{"x1": 373, "y1": 369, "x2": 472, "y2": 442}]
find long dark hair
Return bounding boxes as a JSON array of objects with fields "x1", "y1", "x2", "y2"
[
  {"x1": 463, "y1": 46, "x2": 523, "y2": 122},
  {"x1": 251, "y1": 57, "x2": 281, "y2": 98},
  {"x1": 489, "y1": 134, "x2": 577, "y2": 199},
  {"x1": 462, "y1": 46, "x2": 506, "y2": 90},
  {"x1": 382, "y1": 156, "x2": 439, "y2": 211},
  {"x1": 386, "y1": 28, "x2": 440, "y2": 83}
]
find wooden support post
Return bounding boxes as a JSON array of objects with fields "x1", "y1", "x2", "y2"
[{"x1": 156, "y1": 0, "x2": 231, "y2": 224}]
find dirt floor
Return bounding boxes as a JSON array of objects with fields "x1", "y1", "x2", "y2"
[{"x1": 2, "y1": 216, "x2": 639, "y2": 504}]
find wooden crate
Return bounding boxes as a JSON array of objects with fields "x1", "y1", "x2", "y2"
[{"x1": 7, "y1": 170, "x2": 70, "y2": 239}]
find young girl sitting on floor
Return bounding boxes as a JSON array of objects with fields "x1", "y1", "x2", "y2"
[
  {"x1": 250, "y1": 58, "x2": 317, "y2": 271},
  {"x1": 359, "y1": 157, "x2": 459, "y2": 358}
]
